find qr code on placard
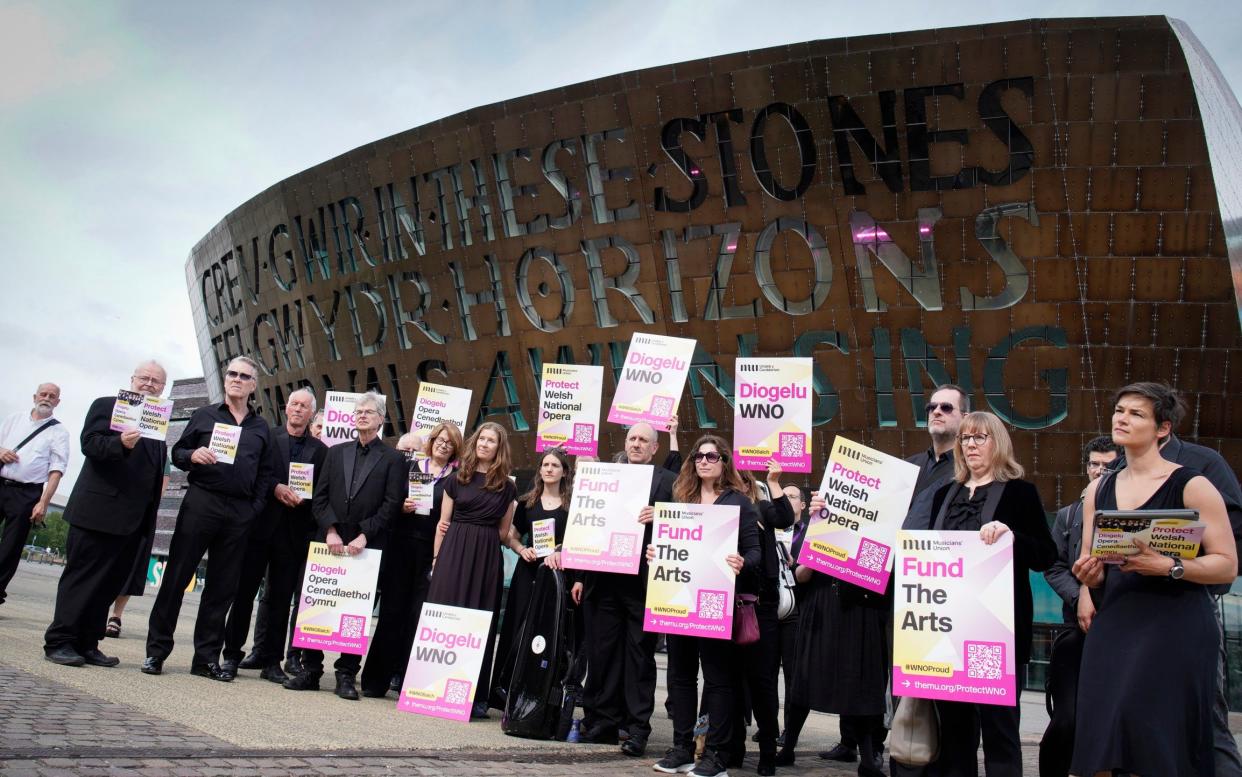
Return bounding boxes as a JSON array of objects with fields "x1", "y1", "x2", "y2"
[
  {"x1": 444, "y1": 679, "x2": 472, "y2": 706},
  {"x1": 856, "y1": 539, "x2": 890, "y2": 572},
  {"x1": 966, "y1": 641, "x2": 1004, "y2": 680},
  {"x1": 779, "y1": 432, "x2": 805, "y2": 458},
  {"x1": 573, "y1": 423, "x2": 595, "y2": 443},
  {"x1": 697, "y1": 590, "x2": 728, "y2": 620},
  {"x1": 339, "y1": 614, "x2": 366, "y2": 639},
  {"x1": 648, "y1": 395, "x2": 675, "y2": 419},
  {"x1": 609, "y1": 533, "x2": 637, "y2": 558}
]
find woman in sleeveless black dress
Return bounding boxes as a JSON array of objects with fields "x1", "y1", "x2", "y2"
[
  {"x1": 428, "y1": 421, "x2": 518, "y2": 719},
  {"x1": 1071, "y1": 384, "x2": 1236, "y2": 776}
]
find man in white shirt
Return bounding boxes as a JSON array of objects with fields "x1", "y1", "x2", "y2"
[{"x1": 0, "y1": 383, "x2": 72, "y2": 605}]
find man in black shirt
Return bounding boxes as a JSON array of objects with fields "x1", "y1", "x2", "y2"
[{"x1": 143, "y1": 356, "x2": 275, "y2": 680}]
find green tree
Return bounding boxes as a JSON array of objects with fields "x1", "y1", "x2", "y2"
[{"x1": 27, "y1": 511, "x2": 69, "y2": 554}]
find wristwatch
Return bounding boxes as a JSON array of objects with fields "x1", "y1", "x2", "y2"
[{"x1": 1169, "y1": 557, "x2": 1185, "y2": 580}]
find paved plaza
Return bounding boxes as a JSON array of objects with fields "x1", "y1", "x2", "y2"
[{"x1": 0, "y1": 559, "x2": 1225, "y2": 776}]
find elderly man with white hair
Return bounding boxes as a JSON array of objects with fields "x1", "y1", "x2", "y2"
[
  {"x1": 283, "y1": 391, "x2": 404, "y2": 700},
  {"x1": 222, "y1": 387, "x2": 327, "y2": 681},
  {"x1": 42, "y1": 362, "x2": 166, "y2": 666}
]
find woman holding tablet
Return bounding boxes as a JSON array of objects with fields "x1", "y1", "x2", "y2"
[{"x1": 1072, "y1": 383, "x2": 1236, "y2": 776}]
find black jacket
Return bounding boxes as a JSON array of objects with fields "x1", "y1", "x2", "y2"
[
  {"x1": 62, "y1": 396, "x2": 165, "y2": 537},
  {"x1": 724, "y1": 488, "x2": 768, "y2": 597},
  {"x1": 1045, "y1": 497, "x2": 1086, "y2": 625},
  {"x1": 584, "y1": 464, "x2": 676, "y2": 597},
  {"x1": 928, "y1": 478, "x2": 1057, "y2": 665},
  {"x1": 312, "y1": 437, "x2": 405, "y2": 547},
  {"x1": 257, "y1": 425, "x2": 327, "y2": 540}
]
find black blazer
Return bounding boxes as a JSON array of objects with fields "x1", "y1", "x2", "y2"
[
  {"x1": 256, "y1": 425, "x2": 327, "y2": 540},
  {"x1": 718, "y1": 488, "x2": 764, "y2": 596},
  {"x1": 312, "y1": 438, "x2": 405, "y2": 548},
  {"x1": 1045, "y1": 498, "x2": 1086, "y2": 625},
  {"x1": 928, "y1": 478, "x2": 1057, "y2": 665},
  {"x1": 63, "y1": 396, "x2": 166, "y2": 537}
]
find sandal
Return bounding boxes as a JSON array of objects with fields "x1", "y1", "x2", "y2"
[{"x1": 105, "y1": 616, "x2": 121, "y2": 638}]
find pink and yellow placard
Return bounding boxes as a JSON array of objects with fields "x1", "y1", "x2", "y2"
[
  {"x1": 412, "y1": 382, "x2": 471, "y2": 435},
  {"x1": 398, "y1": 603, "x2": 493, "y2": 721},
  {"x1": 561, "y1": 462, "x2": 653, "y2": 575},
  {"x1": 796, "y1": 436, "x2": 919, "y2": 594},
  {"x1": 643, "y1": 502, "x2": 739, "y2": 640},
  {"x1": 291, "y1": 542, "x2": 382, "y2": 655},
  {"x1": 322, "y1": 391, "x2": 388, "y2": 448},
  {"x1": 536, "y1": 363, "x2": 603, "y2": 456},
  {"x1": 110, "y1": 389, "x2": 174, "y2": 441},
  {"x1": 607, "y1": 332, "x2": 696, "y2": 431},
  {"x1": 892, "y1": 530, "x2": 1016, "y2": 707},
  {"x1": 732, "y1": 357, "x2": 813, "y2": 473}
]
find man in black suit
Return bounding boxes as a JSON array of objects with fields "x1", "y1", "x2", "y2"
[
  {"x1": 283, "y1": 391, "x2": 404, "y2": 700},
  {"x1": 143, "y1": 356, "x2": 275, "y2": 681},
  {"x1": 222, "y1": 388, "x2": 326, "y2": 681},
  {"x1": 43, "y1": 362, "x2": 168, "y2": 667},
  {"x1": 574, "y1": 421, "x2": 677, "y2": 758}
]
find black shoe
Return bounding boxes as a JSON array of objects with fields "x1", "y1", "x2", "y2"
[
  {"x1": 819, "y1": 743, "x2": 857, "y2": 762},
  {"x1": 283, "y1": 671, "x2": 321, "y2": 690},
  {"x1": 259, "y1": 664, "x2": 289, "y2": 684},
  {"x1": 190, "y1": 662, "x2": 235, "y2": 682},
  {"x1": 81, "y1": 648, "x2": 119, "y2": 667},
  {"x1": 859, "y1": 758, "x2": 886, "y2": 777},
  {"x1": 284, "y1": 654, "x2": 304, "y2": 676},
  {"x1": 621, "y1": 737, "x2": 647, "y2": 757},
  {"x1": 44, "y1": 645, "x2": 86, "y2": 667},
  {"x1": 579, "y1": 725, "x2": 619, "y2": 744},
  {"x1": 219, "y1": 659, "x2": 239, "y2": 676},
  {"x1": 334, "y1": 672, "x2": 359, "y2": 701},
  {"x1": 361, "y1": 686, "x2": 388, "y2": 698},
  {"x1": 690, "y1": 750, "x2": 729, "y2": 777},
  {"x1": 774, "y1": 747, "x2": 795, "y2": 766},
  {"x1": 141, "y1": 656, "x2": 163, "y2": 675},
  {"x1": 653, "y1": 747, "x2": 695, "y2": 773},
  {"x1": 752, "y1": 731, "x2": 761, "y2": 743},
  {"x1": 776, "y1": 730, "x2": 785, "y2": 748},
  {"x1": 470, "y1": 701, "x2": 489, "y2": 719},
  {"x1": 757, "y1": 754, "x2": 775, "y2": 777},
  {"x1": 389, "y1": 674, "x2": 402, "y2": 692},
  {"x1": 237, "y1": 652, "x2": 264, "y2": 670},
  {"x1": 726, "y1": 748, "x2": 744, "y2": 768}
]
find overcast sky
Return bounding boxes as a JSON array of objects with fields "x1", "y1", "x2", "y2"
[{"x1": 2, "y1": 0, "x2": 1239, "y2": 496}]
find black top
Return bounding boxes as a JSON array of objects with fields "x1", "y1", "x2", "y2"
[
  {"x1": 755, "y1": 494, "x2": 796, "y2": 583},
  {"x1": 514, "y1": 499, "x2": 570, "y2": 546},
  {"x1": 901, "y1": 448, "x2": 956, "y2": 530},
  {"x1": 928, "y1": 478, "x2": 1056, "y2": 665},
  {"x1": 257, "y1": 425, "x2": 327, "y2": 538},
  {"x1": 172, "y1": 402, "x2": 275, "y2": 516},
  {"x1": 445, "y1": 471, "x2": 518, "y2": 525},
  {"x1": 402, "y1": 458, "x2": 457, "y2": 539},
  {"x1": 717, "y1": 488, "x2": 764, "y2": 596},
  {"x1": 939, "y1": 481, "x2": 997, "y2": 531}
]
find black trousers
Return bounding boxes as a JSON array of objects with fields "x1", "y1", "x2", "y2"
[
  {"x1": 582, "y1": 580, "x2": 657, "y2": 740},
  {"x1": 359, "y1": 530, "x2": 433, "y2": 694},
  {"x1": 302, "y1": 648, "x2": 362, "y2": 676},
  {"x1": 0, "y1": 480, "x2": 42, "y2": 602},
  {"x1": 44, "y1": 524, "x2": 144, "y2": 654},
  {"x1": 931, "y1": 699, "x2": 1022, "y2": 777},
  {"x1": 253, "y1": 518, "x2": 315, "y2": 664},
  {"x1": 146, "y1": 487, "x2": 252, "y2": 666},
  {"x1": 222, "y1": 520, "x2": 275, "y2": 663},
  {"x1": 730, "y1": 597, "x2": 781, "y2": 754},
  {"x1": 669, "y1": 633, "x2": 735, "y2": 757},
  {"x1": 777, "y1": 613, "x2": 799, "y2": 732}
]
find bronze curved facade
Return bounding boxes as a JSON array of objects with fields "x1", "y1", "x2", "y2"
[{"x1": 186, "y1": 15, "x2": 1242, "y2": 509}]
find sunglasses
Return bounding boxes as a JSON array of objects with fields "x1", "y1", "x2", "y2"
[
  {"x1": 692, "y1": 451, "x2": 725, "y2": 463},
  {"x1": 225, "y1": 370, "x2": 255, "y2": 382},
  {"x1": 925, "y1": 402, "x2": 956, "y2": 415}
]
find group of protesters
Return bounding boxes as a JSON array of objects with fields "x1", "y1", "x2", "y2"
[{"x1": 2, "y1": 356, "x2": 1239, "y2": 777}]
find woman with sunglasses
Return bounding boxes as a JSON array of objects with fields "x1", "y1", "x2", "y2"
[
  {"x1": 428, "y1": 421, "x2": 517, "y2": 719},
  {"x1": 359, "y1": 424, "x2": 461, "y2": 697},
  {"x1": 651, "y1": 436, "x2": 761, "y2": 777},
  {"x1": 925, "y1": 411, "x2": 1056, "y2": 776},
  {"x1": 490, "y1": 446, "x2": 573, "y2": 708}
]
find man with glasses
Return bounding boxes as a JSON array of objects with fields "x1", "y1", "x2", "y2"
[
  {"x1": 144, "y1": 357, "x2": 275, "y2": 681},
  {"x1": 576, "y1": 421, "x2": 676, "y2": 758},
  {"x1": 42, "y1": 363, "x2": 167, "y2": 667},
  {"x1": 283, "y1": 392, "x2": 404, "y2": 699},
  {"x1": 222, "y1": 388, "x2": 327, "y2": 682},
  {"x1": 0, "y1": 382, "x2": 71, "y2": 607}
]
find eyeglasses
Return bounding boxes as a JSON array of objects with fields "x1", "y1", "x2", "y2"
[
  {"x1": 925, "y1": 402, "x2": 956, "y2": 415},
  {"x1": 692, "y1": 451, "x2": 723, "y2": 463},
  {"x1": 1086, "y1": 461, "x2": 1110, "y2": 471},
  {"x1": 958, "y1": 433, "x2": 991, "y2": 446},
  {"x1": 433, "y1": 438, "x2": 454, "y2": 448},
  {"x1": 225, "y1": 370, "x2": 255, "y2": 382},
  {"x1": 354, "y1": 409, "x2": 379, "y2": 417},
  {"x1": 133, "y1": 374, "x2": 165, "y2": 387}
]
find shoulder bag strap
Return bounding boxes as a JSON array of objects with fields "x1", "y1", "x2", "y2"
[{"x1": 12, "y1": 418, "x2": 60, "y2": 452}]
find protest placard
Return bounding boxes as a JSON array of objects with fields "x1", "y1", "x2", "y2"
[
  {"x1": 1090, "y1": 509, "x2": 1205, "y2": 563},
  {"x1": 291, "y1": 542, "x2": 382, "y2": 655},
  {"x1": 733, "y1": 357, "x2": 813, "y2": 473},
  {"x1": 412, "y1": 383, "x2": 471, "y2": 435},
  {"x1": 288, "y1": 463, "x2": 314, "y2": 500},
  {"x1": 607, "y1": 333, "x2": 696, "y2": 431},
  {"x1": 208, "y1": 423, "x2": 241, "y2": 464},
  {"x1": 110, "y1": 390, "x2": 174, "y2": 441},
  {"x1": 643, "y1": 502, "x2": 739, "y2": 640},
  {"x1": 398, "y1": 603, "x2": 494, "y2": 722},
  {"x1": 536, "y1": 363, "x2": 603, "y2": 456},
  {"x1": 561, "y1": 462, "x2": 654, "y2": 574}
]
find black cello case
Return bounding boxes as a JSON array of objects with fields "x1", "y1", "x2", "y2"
[{"x1": 500, "y1": 565, "x2": 585, "y2": 740}]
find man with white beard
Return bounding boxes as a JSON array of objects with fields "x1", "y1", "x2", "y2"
[{"x1": 0, "y1": 383, "x2": 71, "y2": 607}]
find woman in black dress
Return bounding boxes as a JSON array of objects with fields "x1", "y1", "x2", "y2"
[
  {"x1": 359, "y1": 424, "x2": 461, "y2": 697},
  {"x1": 1071, "y1": 383, "x2": 1236, "y2": 776},
  {"x1": 429, "y1": 421, "x2": 518, "y2": 719},
  {"x1": 926, "y1": 411, "x2": 1056, "y2": 777},
  {"x1": 490, "y1": 447, "x2": 572, "y2": 708},
  {"x1": 651, "y1": 435, "x2": 761, "y2": 777}
]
